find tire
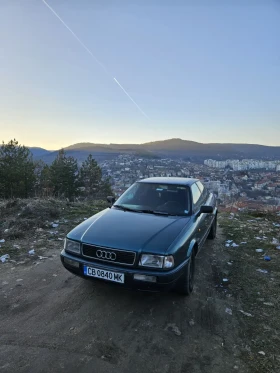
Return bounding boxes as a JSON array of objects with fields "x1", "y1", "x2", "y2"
[
  {"x1": 175, "y1": 253, "x2": 195, "y2": 296},
  {"x1": 208, "y1": 214, "x2": 217, "y2": 240}
]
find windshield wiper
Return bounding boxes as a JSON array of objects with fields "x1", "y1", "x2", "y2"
[
  {"x1": 113, "y1": 205, "x2": 142, "y2": 213},
  {"x1": 113, "y1": 206, "x2": 182, "y2": 216},
  {"x1": 138, "y1": 209, "x2": 170, "y2": 216},
  {"x1": 140, "y1": 209, "x2": 185, "y2": 216}
]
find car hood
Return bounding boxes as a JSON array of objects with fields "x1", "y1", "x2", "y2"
[{"x1": 67, "y1": 208, "x2": 191, "y2": 254}]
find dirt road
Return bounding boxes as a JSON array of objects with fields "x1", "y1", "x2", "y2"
[{"x1": 0, "y1": 229, "x2": 248, "y2": 373}]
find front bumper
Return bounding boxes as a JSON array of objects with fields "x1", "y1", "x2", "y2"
[{"x1": 60, "y1": 249, "x2": 188, "y2": 292}]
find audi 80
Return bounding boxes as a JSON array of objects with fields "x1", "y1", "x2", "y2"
[{"x1": 61, "y1": 177, "x2": 217, "y2": 295}]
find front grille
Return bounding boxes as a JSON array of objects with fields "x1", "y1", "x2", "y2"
[{"x1": 82, "y1": 244, "x2": 136, "y2": 266}]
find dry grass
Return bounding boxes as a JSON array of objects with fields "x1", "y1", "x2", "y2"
[
  {"x1": 0, "y1": 198, "x2": 107, "y2": 258},
  {"x1": 219, "y1": 211, "x2": 280, "y2": 373}
]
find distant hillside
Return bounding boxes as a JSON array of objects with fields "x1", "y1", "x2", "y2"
[
  {"x1": 29, "y1": 138, "x2": 280, "y2": 164},
  {"x1": 29, "y1": 147, "x2": 51, "y2": 158},
  {"x1": 34, "y1": 149, "x2": 121, "y2": 165},
  {"x1": 142, "y1": 138, "x2": 202, "y2": 151},
  {"x1": 141, "y1": 139, "x2": 280, "y2": 160}
]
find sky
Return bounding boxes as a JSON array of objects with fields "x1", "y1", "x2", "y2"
[{"x1": 0, "y1": 0, "x2": 279, "y2": 149}]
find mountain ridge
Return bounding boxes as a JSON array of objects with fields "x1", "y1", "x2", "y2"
[{"x1": 27, "y1": 138, "x2": 280, "y2": 164}]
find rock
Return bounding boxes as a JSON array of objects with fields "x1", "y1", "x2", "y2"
[
  {"x1": 225, "y1": 308, "x2": 232, "y2": 315},
  {"x1": 256, "y1": 269, "x2": 268, "y2": 274},
  {"x1": 256, "y1": 249, "x2": 263, "y2": 253},
  {"x1": 239, "y1": 310, "x2": 253, "y2": 317},
  {"x1": 0, "y1": 254, "x2": 10, "y2": 263},
  {"x1": 165, "y1": 323, "x2": 182, "y2": 336}
]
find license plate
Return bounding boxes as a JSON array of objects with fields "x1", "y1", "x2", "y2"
[{"x1": 83, "y1": 266, "x2": 124, "y2": 283}]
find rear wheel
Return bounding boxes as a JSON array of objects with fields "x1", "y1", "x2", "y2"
[
  {"x1": 208, "y1": 214, "x2": 217, "y2": 240},
  {"x1": 175, "y1": 253, "x2": 195, "y2": 296}
]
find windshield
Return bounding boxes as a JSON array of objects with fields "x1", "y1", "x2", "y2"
[{"x1": 114, "y1": 182, "x2": 190, "y2": 216}]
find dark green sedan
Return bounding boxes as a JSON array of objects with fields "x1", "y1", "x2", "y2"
[{"x1": 61, "y1": 177, "x2": 217, "y2": 295}]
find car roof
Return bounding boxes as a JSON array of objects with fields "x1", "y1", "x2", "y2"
[{"x1": 138, "y1": 177, "x2": 199, "y2": 186}]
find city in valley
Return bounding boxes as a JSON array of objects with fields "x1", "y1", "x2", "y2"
[{"x1": 100, "y1": 155, "x2": 280, "y2": 211}]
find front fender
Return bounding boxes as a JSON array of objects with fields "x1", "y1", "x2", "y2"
[{"x1": 186, "y1": 239, "x2": 198, "y2": 259}]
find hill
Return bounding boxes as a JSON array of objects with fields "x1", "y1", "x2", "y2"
[
  {"x1": 141, "y1": 139, "x2": 280, "y2": 159},
  {"x1": 28, "y1": 147, "x2": 52, "y2": 158},
  {"x1": 29, "y1": 138, "x2": 280, "y2": 164}
]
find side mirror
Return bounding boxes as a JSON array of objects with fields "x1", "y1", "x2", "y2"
[
  {"x1": 200, "y1": 205, "x2": 214, "y2": 214},
  {"x1": 107, "y1": 196, "x2": 116, "y2": 205}
]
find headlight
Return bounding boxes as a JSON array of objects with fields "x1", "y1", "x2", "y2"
[
  {"x1": 64, "y1": 239, "x2": 81, "y2": 254},
  {"x1": 139, "y1": 254, "x2": 174, "y2": 269}
]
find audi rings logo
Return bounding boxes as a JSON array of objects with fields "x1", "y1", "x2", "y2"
[{"x1": 96, "y1": 249, "x2": 117, "y2": 261}]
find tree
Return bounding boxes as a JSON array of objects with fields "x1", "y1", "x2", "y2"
[
  {"x1": 0, "y1": 139, "x2": 36, "y2": 198},
  {"x1": 97, "y1": 177, "x2": 114, "y2": 199},
  {"x1": 79, "y1": 155, "x2": 113, "y2": 199},
  {"x1": 79, "y1": 154, "x2": 102, "y2": 198},
  {"x1": 34, "y1": 161, "x2": 52, "y2": 197},
  {"x1": 49, "y1": 149, "x2": 79, "y2": 200},
  {"x1": 40, "y1": 164, "x2": 53, "y2": 197}
]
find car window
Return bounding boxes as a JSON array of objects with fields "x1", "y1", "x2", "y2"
[
  {"x1": 196, "y1": 181, "x2": 208, "y2": 204},
  {"x1": 122, "y1": 182, "x2": 141, "y2": 200},
  {"x1": 191, "y1": 183, "x2": 202, "y2": 207},
  {"x1": 114, "y1": 182, "x2": 190, "y2": 216},
  {"x1": 196, "y1": 181, "x2": 204, "y2": 194}
]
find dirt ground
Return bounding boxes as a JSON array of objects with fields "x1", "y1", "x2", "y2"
[
  {"x1": 0, "y1": 201, "x2": 279, "y2": 373},
  {"x1": 1, "y1": 230, "x2": 248, "y2": 373}
]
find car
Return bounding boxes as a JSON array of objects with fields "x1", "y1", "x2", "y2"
[{"x1": 61, "y1": 177, "x2": 218, "y2": 295}]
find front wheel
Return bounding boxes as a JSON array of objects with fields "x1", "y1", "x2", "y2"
[
  {"x1": 175, "y1": 254, "x2": 195, "y2": 296},
  {"x1": 207, "y1": 214, "x2": 217, "y2": 240}
]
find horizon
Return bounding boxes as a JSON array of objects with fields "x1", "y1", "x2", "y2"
[
  {"x1": 1, "y1": 0, "x2": 280, "y2": 148},
  {"x1": 23, "y1": 137, "x2": 280, "y2": 151}
]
